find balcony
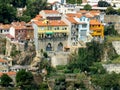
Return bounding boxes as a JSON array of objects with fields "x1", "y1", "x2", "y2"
[
  {"x1": 38, "y1": 30, "x2": 69, "y2": 34},
  {"x1": 91, "y1": 32, "x2": 102, "y2": 36},
  {"x1": 90, "y1": 27, "x2": 103, "y2": 31},
  {"x1": 38, "y1": 33, "x2": 68, "y2": 40}
]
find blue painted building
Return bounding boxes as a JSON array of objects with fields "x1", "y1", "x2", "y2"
[{"x1": 74, "y1": 16, "x2": 90, "y2": 42}]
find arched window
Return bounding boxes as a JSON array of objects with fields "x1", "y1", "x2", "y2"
[
  {"x1": 57, "y1": 42, "x2": 63, "y2": 51},
  {"x1": 46, "y1": 43, "x2": 52, "y2": 51}
]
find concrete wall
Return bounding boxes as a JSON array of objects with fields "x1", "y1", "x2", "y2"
[
  {"x1": 38, "y1": 38, "x2": 67, "y2": 51},
  {"x1": 51, "y1": 52, "x2": 69, "y2": 67},
  {"x1": 103, "y1": 64, "x2": 120, "y2": 74},
  {"x1": 112, "y1": 41, "x2": 120, "y2": 55}
]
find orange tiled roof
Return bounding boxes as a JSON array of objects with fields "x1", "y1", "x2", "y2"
[
  {"x1": 66, "y1": 13, "x2": 82, "y2": 18},
  {"x1": 90, "y1": 12, "x2": 100, "y2": 16},
  {"x1": 34, "y1": 20, "x2": 67, "y2": 26},
  {"x1": 77, "y1": 10, "x2": 88, "y2": 14},
  {"x1": 0, "y1": 24, "x2": 11, "y2": 30},
  {"x1": 7, "y1": 71, "x2": 16, "y2": 76},
  {"x1": 67, "y1": 17, "x2": 78, "y2": 24},
  {"x1": 77, "y1": 10, "x2": 100, "y2": 17},
  {"x1": 13, "y1": 26, "x2": 26, "y2": 30},
  {"x1": 67, "y1": 17, "x2": 86, "y2": 24},
  {"x1": 0, "y1": 58, "x2": 7, "y2": 63},
  {"x1": 31, "y1": 15, "x2": 43, "y2": 21},
  {"x1": 0, "y1": 71, "x2": 16, "y2": 77},
  {"x1": 90, "y1": 19, "x2": 102, "y2": 25},
  {"x1": 43, "y1": 10, "x2": 59, "y2": 14},
  {"x1": 12, "y1": 21, "x2": 26, "y2": 26},
  {"x1": 85, "y1": 13, "x2": 94, "y2": 18},
  {"x1": 11, "y1": 21, "x2": 33, "y2": 30}
]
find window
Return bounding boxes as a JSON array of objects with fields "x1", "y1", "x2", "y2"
[
  {"x1": 82, "y1": 24, "x2": 87, "y2": 28},
  {"x1": 48, "y1": 26, "x2": 52, "y2": 30},
  {"x1": 81, "y1": 30, "x2": 86, "y2": 36},
  {"x1": 65, "y1": 27, "x2": 67, "y2": 30},
  {"x1": 54, "y1": 27, "x2": 57, "y2": 30},
  {"x1": 62, "y1": 27, "x2": 64, "y2": 30},
  {"x1": 97, "y1": 30, "x2": 101, "y2": 33},
  {"x1": 80, "y1": 30, "x2": 87, "y2": 41},
  {"x1": 40, "y1": 27, "x2": 44, "y2": 30},
  {"x1": 57, "y1": 27, "x2": 59, "y2": 30}
]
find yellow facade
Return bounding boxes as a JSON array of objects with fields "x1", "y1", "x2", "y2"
[
  {"x1": 90, "y1": 22, "x2": 104, "y2": 38},
  {"x1": 38, "y1": 26, "x2": 69, "y2": 34}
]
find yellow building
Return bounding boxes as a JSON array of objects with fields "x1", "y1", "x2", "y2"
[
  {"x1": 34, "y1": 20, "x2": 69, "y2": 51},
  {"x1": 90, "y1": 19, "x2": 104, "y2": 38}
]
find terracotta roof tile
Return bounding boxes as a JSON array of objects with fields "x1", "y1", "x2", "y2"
[
  {"x1": 43, "y1": 10, "x2": 59, "y2": 14},
  {"x1": 11, "y1": 22, "x2": 33, "y2": 30},
  {"x1": 67, "y1": 17, "x2": 78, "y2": 24},
  {"x1": 0, "y1": 58, "x2": 7, "y2": 63},
  {"x1": 90, "y1": 19, "x2": 102, "y2": 25},
  {"x1": 0, "y1": 71, "x2": 16, "y2": 77},
  {"x1": 66, "y1": 13, "x2": 82, "y2": 18},
  {"x1": 77, "y1": 10, "x2": 88, "y2": 14},
  {"x1": 7, "y1": 71, "x2": 16, "y2": 76},
  {"x1": 77, "y1": 10, "x2": 100, "y2": 17},
  {"x1": 85, "y1": 13, "x2": 94, "y2": 18},
  {"x1": 31, "y1": 15, "x2": 43, "y2": 21},
  {"x1": 0, "y1": 24, "x2": 11, "y2": 30},
  {"x1": 34, "y1": 20, "x2": 67, "y2": 26}
]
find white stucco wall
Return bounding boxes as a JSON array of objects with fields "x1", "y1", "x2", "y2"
[
  {"x1": 9, "y1": 27, "x2": 15, "y2": 38},
  {"x1": 112, "y1": 41, "x2": 120, "y2": 55},
  {"x1": 103, "y1": 64, "x2": 120, "y2": 74}
]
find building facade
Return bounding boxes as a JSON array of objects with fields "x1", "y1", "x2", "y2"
[
  {"x1": 90, "y1": 19, "x2": 104, "y2": 39},
  {"x1": 9, "y1": 22, "x2": 34, "y2": 42},
  {"x1": 33, "y1": 19, "x2": 69, "y2": 53}
]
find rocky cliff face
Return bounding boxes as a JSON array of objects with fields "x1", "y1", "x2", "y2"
[
  {"x1": 6, "y1": 40, "x2": 36, "y2": 65},
  {"x1": 0, "y1": 35, "x2": 6, "y2": 55}
]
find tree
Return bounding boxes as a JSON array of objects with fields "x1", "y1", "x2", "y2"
[
  {"x1": 54, "y1": 76, "x2": 66, "y2": 90},
  {"x1": 106, "y1": 6, "x2": 117, "y2": 15},
  {"x1": 67, "y1": 41, "x2": 104, "y2": 72},
  {"x1": 0, "y1": 74, "x2": 12, "y2": 87},
  {"x1": 98, "y1": 1, "x2": 111, "y2": 7},
  {"x1": 39, "y1": 82, "x2": 48, "y2": 90},
  {"x1": 84, "y1": 4, "x2": 92, "y2": 11},
  {"x1": 16, "y1": 70, "x2": 34, "y2": 89},
  {"x1": 91, "y1": 72, "x2": 120, "y2": 90},
  {"x1": 18, "y1": 15, "x2": 31, "y2": 22},
  {"x1": 104, "y1": 24, "x2": 118, "y2": 36},
  {"x1": 0, "y1": 2, "x2": 17, "y2": 24},
  {"x1": 11, "y1": 0, "x2": 26, "y2": 8},
  {"x1": 24, "y1": 0, "x2": 47, "y2": 18},
  {"x1": 66, "y1": 0, "x2": 82, "y2": 4},
  {"x1": 117, "y1": 8, "x2": 120, "y2": 15},
  {"x1": 89, "y1": 63, "x2": 106, "y2": 75}
]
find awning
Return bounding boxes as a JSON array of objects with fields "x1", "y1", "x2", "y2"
[
  {"x1": 45, "y1": 32, "x2": 54, "y2": 34},
  {"x1": 64, "y1": 46, "x2": 70, "y2": 48}
]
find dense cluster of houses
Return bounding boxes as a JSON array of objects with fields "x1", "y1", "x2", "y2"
[{"x1": 0, "y1": 9, "x2": 104, "y2": 54}]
